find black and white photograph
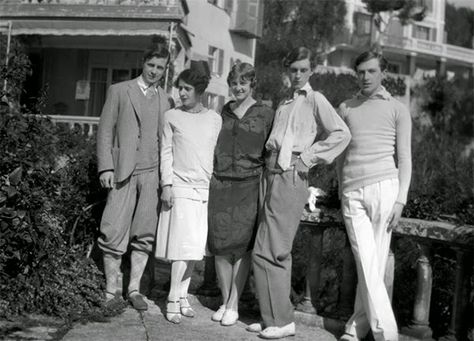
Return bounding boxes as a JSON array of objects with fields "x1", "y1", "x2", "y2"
[{"x1": 0, "y1": 0, "x2": 473, "y2": 340}]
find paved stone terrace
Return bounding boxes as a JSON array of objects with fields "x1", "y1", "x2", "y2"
[{"x1": 62, "y1": 295, "x2": 337, "y2": 341}]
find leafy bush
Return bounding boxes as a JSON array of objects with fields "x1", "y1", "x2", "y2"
[
  {"x1": 310, "y1": 72, "x2": 359, "y2": 107},
  {"x1": 0, "y1": 109, "x2": 109, "y2": 319}
]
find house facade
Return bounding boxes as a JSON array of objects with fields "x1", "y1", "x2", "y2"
[
  {"x1": 0, "y1": 0, "x2": 263, "y2": 118},
  {"x1": 174, "y1": 0, "x2": 263, "y2": 110},
  {"x1": 325, "y1": 0, "x2": 474, "y2": 79}
]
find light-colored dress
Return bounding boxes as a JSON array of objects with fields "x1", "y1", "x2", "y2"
[{"x1": 155, "y1": 107, "x2": 222, "y2": 261}]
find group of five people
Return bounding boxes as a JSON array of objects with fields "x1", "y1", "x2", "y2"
[{"x1": 96, "y1": 44, "x2": 411, "y2": 341}]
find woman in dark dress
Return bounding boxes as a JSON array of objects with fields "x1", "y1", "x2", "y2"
[{"x1": 207, "y1": 63, "x2": 274, "y2": 326}]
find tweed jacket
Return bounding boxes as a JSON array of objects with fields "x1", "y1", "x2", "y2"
[{"x1": 96, "y1": 77, "x2": 171, "y2": 182}]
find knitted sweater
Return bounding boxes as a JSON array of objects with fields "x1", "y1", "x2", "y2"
[
  {"x1": 337, "y1": 87, "x2": 412, "y2": 204},
  {"x1": 135, "y1": 92, "x2": 160, "y2": 173}
]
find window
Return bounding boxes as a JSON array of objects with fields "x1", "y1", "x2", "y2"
[
  {"x1": 415, "y1": 0, "x2": 433, "y2": 13},
  {"x1": 208, "y1": 46, "x2": 224, "y2": 76},
  {"x1": 88, "y1": 68, "x2": 108, "y2": 117},
  {"x1": 88, "y1": 67, "x2": 140, "y2": 116},
  {"x1": 204, "y1": 92, "x2": 225, "y2": 111},
  {"x1": 412, "y1": 25, "x2": 436, "y2": 41},
  {"x1": 355, "y1": 12, "x2": 371, "y2": 35},
  {"x1": 112, "y1": 69, "x2": 130, "y2": 84}
]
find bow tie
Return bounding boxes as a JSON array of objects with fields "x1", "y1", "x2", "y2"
[
  {"x1": 295, "y1": 89, "x2": 307, "y2": 96},
  {"x1": 292, "y1": 90, "x2": 307, "y2": 99}
]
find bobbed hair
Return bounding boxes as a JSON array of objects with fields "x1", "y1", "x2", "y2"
[
  {"x1": 174, "y1": 68, "x2": 211, "y2": 95},
  {"x1": 227, "y1": 62, "x2": 257, "y2": 88},
  {"x1": 282, "y1": 46, "x2": 316, "y2": 69},
  {"x1": 353, "y1": 51, "x2": 388, "y2": 72}
]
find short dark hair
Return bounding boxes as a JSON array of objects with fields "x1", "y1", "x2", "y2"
[
  {"x1": 227, "y1": 62, "x2": 256, "y2": 88},
  {"x1": 143, "y1": 45, "x2": 170, "y2": 63},
  {"x1": 283, "y1": 46, "x2": 316, "y2": 69},
  {"x1": 353, "y1": 51, "x2": 388, "y2": 72},
  {"x1": 174, "y1": 68, "x2": 210, "y2": 95}
]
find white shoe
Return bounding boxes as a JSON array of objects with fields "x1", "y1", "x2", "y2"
[
  {"x1": 259, "y1": 322, "x2": 296, "y2": 339},
  {"x1": 221, "y1": 309, "x2": 239, "y2": 326},
  {"x1": 246, "y1": 322, "x2": 264, "y2": 333},
  {"x1": 338, "y1": 333, "x2": 360, "y2": 341},
  {"x1": 211, "y1": 305, "x2": 226, "y2": 322}
]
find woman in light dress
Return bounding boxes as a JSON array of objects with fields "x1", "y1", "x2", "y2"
[{"x1": 155, "y1": 67, "x2": 222, "y2": 324}]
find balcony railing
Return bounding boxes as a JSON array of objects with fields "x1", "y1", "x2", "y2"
[
  {"x1": 48, "y1": 115, "x2": 99, "y2": 137},
  {"x1": 380, "y1": 34, "x2": 474, "y2": 65}
]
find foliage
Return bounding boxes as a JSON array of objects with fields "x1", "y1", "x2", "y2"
[
  {"x1": 415, "y1": 76, "x2": 473, "y2": 140},
  {"x1": 0, "y1": 36, "x2": 32, "y2": 104},
  {"x1": 310, "y1": 72, "x2": 359, "y2": 108},
  {"x1": 0, "y1": 111, "x2": 110, "y2": 319},
  {"x1": 382, "y1": 75, "x2": 407, "y2": 97},
  {"x1": 362, "y1": 0, "x2": 426, "y2": 24},
  {"x1": 256, "y1": 0, "x2": 347, "y2": 106},
  {"x1": 445, "y1": 2, "x2": 474, "y2": 49},
  {"x1": 0, "y1": 41, "x2": 110, "y2": 320},
  {"x1": 361, "y1": 0, "x2": 426, "y2": 51}
]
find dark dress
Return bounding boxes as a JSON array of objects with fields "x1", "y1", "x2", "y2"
[{"x1": 207, "y1": 101, "x2": 275, "y2": 257}]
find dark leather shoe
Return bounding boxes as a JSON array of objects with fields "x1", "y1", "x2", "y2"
[{"x1": 128, "y1": 292, "x2": 148, "y2": 311}]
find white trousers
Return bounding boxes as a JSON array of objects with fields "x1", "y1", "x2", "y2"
[{"x1": 342, "y1": 178, "x2": 399, "y2": 341}]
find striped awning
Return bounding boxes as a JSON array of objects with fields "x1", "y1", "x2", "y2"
[{"x1": 0, "y1": 19, "x2": 171, "y2": 36}]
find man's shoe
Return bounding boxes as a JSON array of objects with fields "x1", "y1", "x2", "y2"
[
  {"x1": 128, "y1": 291, "x2": 148, "y2": 311},
  {"x1": 104, "y1": 291, "x2": 124, "y2": 310},
  {"x1": 258, "y1": 322, "x2": 296, "y2": 339},
  {"x1": 339, "y1": 332, "x2": 360, "y2": 341},
  {"x1": 246, "y1": 322, "x2": 264, "y2": 333}
]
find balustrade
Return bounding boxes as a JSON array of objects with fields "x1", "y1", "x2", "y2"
[
  {"x1": 46, "y1": 114, "x2": 99, "y2": 138},
  {"x1": 296, "y1": 208, "x2": 473, "y2": 341}
]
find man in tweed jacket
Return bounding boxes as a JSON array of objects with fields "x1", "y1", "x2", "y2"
[{"x1": 96, "y1": 46, "x2": 172, "y2": 310}]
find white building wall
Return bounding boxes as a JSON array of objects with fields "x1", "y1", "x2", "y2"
[{"x1": 182, "y1": 0, "x2": 257, "y2": 108}]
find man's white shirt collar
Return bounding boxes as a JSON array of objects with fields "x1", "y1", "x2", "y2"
[{"x1": 137, "y1": 76, "x2": 158, "y2": 95}]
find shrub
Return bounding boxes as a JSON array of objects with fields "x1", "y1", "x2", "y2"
[{"x1": 0, "y1": 109, "x2": 110, "y2": 319}]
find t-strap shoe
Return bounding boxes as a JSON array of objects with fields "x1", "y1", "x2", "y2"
[
  {"x1": 166, "y1": 300, "x2": 182, "y2": 324},
  {"x1": 179, "y1": 297, "x2": 195, "y2": 318}
]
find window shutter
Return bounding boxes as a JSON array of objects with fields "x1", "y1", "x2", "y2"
[
  {"x1": 224, "y1": 0, "x2": 233, "y2": 13},
  {"x1": 218, "y1": 49, "x2": 224, "y2": 76}
]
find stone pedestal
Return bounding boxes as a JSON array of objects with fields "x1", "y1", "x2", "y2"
[{"x1": 401, "y1": 242, "x2": 434, "y2": 341}]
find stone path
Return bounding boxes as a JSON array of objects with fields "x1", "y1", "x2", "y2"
[{"x1": 62, "y1": 295, "x2": 338, "y2": 341}]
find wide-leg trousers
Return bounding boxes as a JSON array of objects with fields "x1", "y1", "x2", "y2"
[
  {"x1": 342, "y1": 178, "x2": 399, "y2": 341},
  {"x1": 252, "y1": 167, "x2": 309, "y2": 327}
]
